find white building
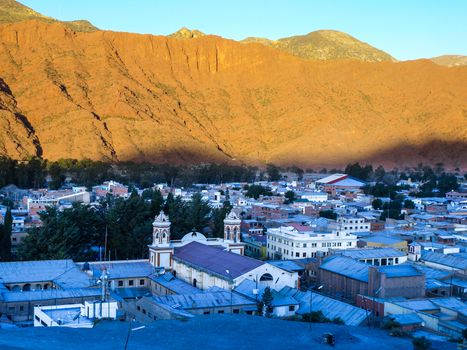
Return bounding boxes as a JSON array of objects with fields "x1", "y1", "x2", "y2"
[
  {"x1": 27, "y1": 188, "x2": 91, "y2": 210},
  {"x1": 336, "y1": 216, "x2": 370, "y2": 234},
  {"x1": 300, "y1": 191, "x2": 328, "y2": 203},
  {"x1": 266, "y1": 226, "x2": 358, "y2": 260},
  {"x1": 148, "y1": 211, "x2": 245, "y2": 270},
  {"x1": 148, "y1": 211, "x2": 298, "y2": 292},
  {"x1": 34, "y1": 301, "x2": 118, "y2": 328},
  {"x1": 172, "y1": 241, "x2": 298, "y2": 291}
]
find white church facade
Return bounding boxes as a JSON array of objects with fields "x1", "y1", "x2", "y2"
[
  {"x1": 148, "y1": 211, "x2": 245, "y2": 270},
  {"x1": 148, "y1": 211, "x2": 299, "y2": 291}
]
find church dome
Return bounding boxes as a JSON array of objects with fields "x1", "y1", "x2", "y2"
[{"x1": 181, "y1": 230, "x2": 207, "y2": 243}]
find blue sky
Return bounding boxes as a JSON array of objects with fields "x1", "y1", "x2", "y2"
[{"x1": 21, "y1": 0, "x2": 467, "y2": 60}]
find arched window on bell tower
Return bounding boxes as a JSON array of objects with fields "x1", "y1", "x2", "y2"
[
  {"x1": 152, "y1": 212, "x2": 171, "y2": 247},
  {"x1": 223, "y1": 210, "x2": 241, "y2": 243}
]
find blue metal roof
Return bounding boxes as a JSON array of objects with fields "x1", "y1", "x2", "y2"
[
  {"x1": 267, "y1": 260, "x2": 304, "y2": 272},
  {"x1": 319, "y1": 256, "x2": 369, "y2": 282},
  {"x1": 388, "y1": 313, "x2": 423, "y2": 325},
  {"x1": 378, "y1": 264, "x2": 423, "y2": 278},
  {"x1": 151, "y1": 290, "x2": 256, "y2": 310},
  {"x1": 82, "y1": 261, "x2": 155, "y2": 279},
  {"x1": 173, "y1": 242, "x2": 264, "y2": 280},
  {"x1": 281, "y1": 286, "x2": 367, "y2": 326},
  {"x1": 1, "y1": 288, "x2": 101, "y2": 303},
  {"x1": 421, "y1": 251, "x2": 467, "y2": 270},
  {"x1": 234, "y1": 280, "x2": 298, "y2": 307},
  {"x1": 0, "y1": 259, "x2": 89, "y2": 286},
  {"x1": 340, "y1": 248, "x2": 405, "y2": 259},
  {"x1": 149, "y1": 272, "x2": 201, "y2": 295}
]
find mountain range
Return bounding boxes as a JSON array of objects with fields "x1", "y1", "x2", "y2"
[{"x1": 0, "y1": 0, "x2": 466, "y2": 169}]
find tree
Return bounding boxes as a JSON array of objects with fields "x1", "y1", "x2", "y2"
[
  {"x1": 261, "y1": 287, "x2": 274, "y2": 317},
  {"x1": 404, "y1": 199, "x2": 415, "y2": 209},
  {"x1": 374, "y1": 165, "x2": 386, "y2": 182},
  {"x1": 186, "y1": 193, "x2": 211, "y2": 233},
  {"x1": 437, "y1": 173, "x2": 458, "y2": 195},
  {"x1": 245, "y1": 185, "x2": 272, "y2": 199},
  {"x1": 284, "y1": 190, "x2": 296, "y2": 204},
  {"x1": 0, "y1": 208, "x2": 12, "y2": 261},
  {"x1": 345, "y1": 162, "x2": 373, "y2": 181},
  {"x1": 289, "y1": 166, "x2": 304, "y2": 181},
  {"x1": 107, "y1": 195, "x2": 153, "y2": 260},
  {"x1": 18, "y1": 204, "x2": 105, "y2": 261},
  {"x1": 266, "y1": 163, "x2": 281, "y2": 182},
  {"x1": 212, "y1": 201, "x2": 233, "y2": 238},
  {"x1": 372, "y1": 198, "x2": 383, "y2": 210},
  {"x1": 303, "y1": 310, "x2": 330, "y2": 323},
  {"x1": 319, "y1": 210, "x2": 337, "y2": 220},
  {"x1": 412, "y1": 336, "x2": 431, "y2": 350},
  {"x1": 48, "y1": 162, "x2": 66, "y2": 190},
  {"x1": 142, "y1": 189, "x2": 164, "y2": 217}
]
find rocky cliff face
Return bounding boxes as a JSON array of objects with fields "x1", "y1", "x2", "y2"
[{"x1": 0, "y1": 20, "x2": 465, "y2": 168}]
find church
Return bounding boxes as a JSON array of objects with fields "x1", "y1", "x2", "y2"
[{"x1": 148, "y1": 211, "x2": 298, "y2": 291}]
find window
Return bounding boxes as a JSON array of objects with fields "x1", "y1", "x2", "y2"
[
  {"x1": 289, "y1": 305, "x2": 295, "y2": 311},
  {"x1": 19, "y1": 306, "x2": 24, "y2": 312},
  {"x1": 203, "y1": 311, "x2": 210, "y2": 315},
  {"x1": 35, "y1": 315, "x2": 40, "y2": 321},
  {"x1": 128, "y1": 280, "x2": 134, "y2": 286},
  {"x1": 137, "y1": 306, "x2": 141, "y2": 311},
  {"x1": 233, "y1": 309, "x2": 240, "y2": 314},
  {"x1": 142, "y1": 309, "x2": 146, "y2": 315},
  {"x1": 303, "y1": 243, "x2": 307, "y2": 248},
  {"x1": 8, "y1": 306, "x2": 15, "y2": 312},
  {"x1": 218, "y1": 310, "x2": 225, "y2": 314},
  {"x1": 118, "y1": 280, "x2": 124, "y2": 287},
  {"x1": 295, "y1": 252, "x2": 299, "y2": 257},
  {"x1": 139, "y1": 279, "x2": 145, "y2": 286},
  {"x1": 302, "y1": 253, "x2": 306, "y2": 257}
]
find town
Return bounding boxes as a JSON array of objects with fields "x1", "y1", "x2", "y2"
[{"x1": 0, "y1": 159, "x2": 466, "y2": 349}]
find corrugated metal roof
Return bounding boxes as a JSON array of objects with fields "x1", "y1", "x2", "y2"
[
  {"x1": 1, "y1": 288, "x2": 101, "y2": 302},
  {"x1": 340, "y1": 248, "x2": 405, "y2": 259},
  {"x1": 421, "y1": 251, "x2": 467, "y2": 269},
  {"x1": 234, "y1": 280, "x2": 298, "y2": 307},
  {"x1": 173, "y1": 242, "x2": 264, "y2": 279},
  {"x1": 281, "y1": 287, "x2": 367, "y2": 326},
  {"x1": 149, "y1": 273, "x2": 201, "y2": 295},
  {"x1": 83, "y1": 261, "x2": 155, "y2": 279},
  {"x1": 319, "y1": 256, "x2": 369, "y2": 282},
  {"x1": 412, "y1": 264, "x2": 451, "y2": 279},
  {"x1": 0, "y1": 259, "x2": 87, "y2": 285},
  {"x1": 388, "y1": 313, "x2": 423, "y2": 325},
  {"x1": 363, "y1": 236, "x2": 404, "y2": 245},
  {"x1": 151, "y1": 290, "x2": 255, "y2": 310},
  {"x1": 378, "y1": 264, "x2": 423, "y2": 278},
  {"x1": 267, "y1": 260, "x2": 304, "y2": 272}
]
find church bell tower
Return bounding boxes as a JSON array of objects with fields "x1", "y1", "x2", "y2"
[
  {"x1": 149, "y1": 212, "x2": 174, "y2": 269},
  {"x1": 223, "y1": 210, "x2": 244, "y2": 255}
]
